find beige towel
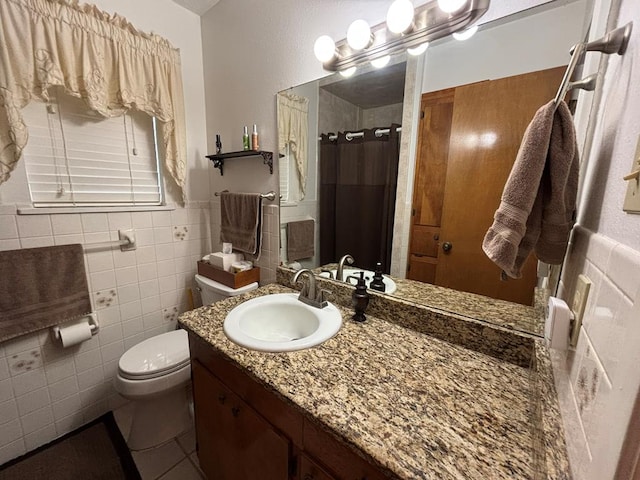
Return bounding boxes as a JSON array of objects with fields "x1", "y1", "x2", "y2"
[
  {"x1": 483, "y1": 100, "x2": 579, "y2": 279},
  {"x1": 220, "y1": 192, "x2": 262, "y2": 256},
  {"x1": 0, "y1": 244, "x2": 91, "y2": 342},
  {"x1": 287, "y1": 220, "x2": 315, "y2": 261}
]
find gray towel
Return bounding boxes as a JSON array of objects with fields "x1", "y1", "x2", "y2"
[
  {"x1": 0, "y1": 244, "x2": 91, "y2": 342},
  {"x1": 220, "y1": 192, "x2": 262, "y2": 256},
  {"x1": 482, "y1": 100, "x2": 579, "y2": 279},
  {"x1": 287, "y1": 220, "x2": 315, "y2": 261}
]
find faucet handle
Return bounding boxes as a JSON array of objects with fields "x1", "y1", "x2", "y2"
[
  {"x1": 320, "y1": 269, "x2": 334, "y2": 279},
  {"x1": 315, "y1": 288, "x2": 332, "y2": 306}
]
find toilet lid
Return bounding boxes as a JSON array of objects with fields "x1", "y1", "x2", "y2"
[{"x1": 118, "y1": 329, "x2": 190, "y2": 380}]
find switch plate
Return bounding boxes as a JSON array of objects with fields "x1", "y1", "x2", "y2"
[
  {"x1": 623, "y1": 135, "x2": 640, "y2": 213},
  {"x1": 570, "y1": 274, "x2": 591, "y2": 346}
]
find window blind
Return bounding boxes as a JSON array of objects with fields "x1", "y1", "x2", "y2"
[{"x1": 22, "y1": 90, "x2": 162, "y2": 207}]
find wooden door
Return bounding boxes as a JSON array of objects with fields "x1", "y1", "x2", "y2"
[
  {"x1": 407, "y1": 89, "x2": 455, "y2": 283},
  {"x1": 192, "y1": 360, "x2": 290, "y2": 480},
  {"x1": 434, "y1": 66, "x2": 565, "y2": 304}
]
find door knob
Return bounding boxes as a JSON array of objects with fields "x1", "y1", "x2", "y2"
[{"x1": 442, "y1": 242, "x2": 452, "y2": 252}]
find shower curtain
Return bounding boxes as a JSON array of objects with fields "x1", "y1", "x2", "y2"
[{"x1": 319, "y1": 125, "x2": 400, "y2": 272}]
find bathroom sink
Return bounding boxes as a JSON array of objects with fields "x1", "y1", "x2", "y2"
[
  {"x1": 223, "y1": 293, "x2": 342, "y2": 352},
  {"x1": 319, "y1": 268, "x2": 397, "y2": 294}
]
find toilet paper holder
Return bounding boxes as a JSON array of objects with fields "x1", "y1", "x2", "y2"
[{"x1": 51, "y1": 313, "x2": 100, "y2": 341}]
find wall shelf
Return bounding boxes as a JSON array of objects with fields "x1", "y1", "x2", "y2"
[{"x1": 206, "y1": 150, "x2": 275, "y2": 176}]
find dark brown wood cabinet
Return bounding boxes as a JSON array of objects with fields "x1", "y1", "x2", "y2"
[{"x1": 189, "y1": 334, "x2": 392, "y2": 480}]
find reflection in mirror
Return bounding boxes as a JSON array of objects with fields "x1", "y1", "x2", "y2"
[{"x1": 278, "y1": 0, "x2": 592, "y2": 336}]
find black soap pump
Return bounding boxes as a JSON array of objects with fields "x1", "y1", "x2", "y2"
[
  {"x1": 370, "y1": 262, "x2": 386, "y2": 293},
  {"x1": 348, "y1": 272, "x2": 369, "y2": 322}
]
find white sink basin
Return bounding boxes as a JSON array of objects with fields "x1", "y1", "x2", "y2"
[
  {"x1": 319, "y1": 268, "x2": 397, "y2": 294},
  {"x1": 223, "y1": 293, "x2": 342, "y2": 352}
]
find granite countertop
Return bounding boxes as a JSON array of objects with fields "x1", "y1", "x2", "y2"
[
  {"x1": 309, "y1": 264, "x2": 544, "y2": 335},
  {"x1": 179, "y1": 283, "x2": 561, "y2": 480}
]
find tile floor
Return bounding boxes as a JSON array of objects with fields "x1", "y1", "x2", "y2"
[{"x1": 113, "y1": 403, "x2": 204, "y2": 480}]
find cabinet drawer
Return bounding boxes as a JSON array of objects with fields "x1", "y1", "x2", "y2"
[
  {"x1": 299, "y1": 453, "x2": 336, "y2": 480},
  {"x1": 303, "y1": 419, "x2": 390, "y2": 480}
]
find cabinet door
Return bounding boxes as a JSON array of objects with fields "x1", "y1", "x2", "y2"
[
  {"x1": 299, "y1": 453, "x2": 336, "y2": 480},
  {"x1": 192, "y1": 360, "x2": 290, "y2": 480}
]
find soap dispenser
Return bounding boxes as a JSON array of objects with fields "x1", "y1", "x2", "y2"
[
  {"x1": 370, "y1": 262, "x2": 386, "y2": 293},
  {"x1": 347, "y1": 272, "x2": 369, "y2": 322}
]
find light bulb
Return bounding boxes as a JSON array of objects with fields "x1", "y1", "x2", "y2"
[
  {"x1": 452, "y1": 25, "x2": 478, "y2": 41},
  {"x1": 347, "y1": 20, "x2": 372, "y2": 51},
  {"x1": 407, "y1": 42, "x2": 429, "y2": 55},
  {"x1": 314, "y1": 35, "x2": 336, "y2": 63},
  {"x1": 339, "y1": 67, "x2": 357, "y2": 78},
  {"x1": 386, "y1": 0, "x2": 414, "y2": 34},
  {"x1": 370, "y1": 55, "x2": 391, "y2": 68},
  {"x1": 437, "y1": 0, "x2": 467, "y2": 13}
]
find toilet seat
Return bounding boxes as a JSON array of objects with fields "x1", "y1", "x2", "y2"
[{"x1": 118, "y1": 329, "x2": 189, "y2": 380}]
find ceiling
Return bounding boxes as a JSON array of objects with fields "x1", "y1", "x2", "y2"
[
  {"x1": 171, "y1": 0, "x2": 219, "y2": 15},
  {"x1": 320, "y1": 62, "x2": 407, "y2": 109}
]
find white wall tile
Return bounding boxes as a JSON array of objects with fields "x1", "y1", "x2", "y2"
[
  {"x1": 77, "y1": 366, "x2": 104, "y2": 391},
  {"x1": 16, "y1": 215, "x2": 52, "y2": 237},
  {"x1": 98, "y1": 324, "x2": 124, "y2": 346},
  {"x1": 20, "y1": 236, "x2": 54, "y2": 248},
  {"x1": 115, "y1": 266, "x2": 139, "y2": 286},
  {"x1": 607, "y1": 244, "x2": 640, "y2": 299},
  {"x1": 113, "y1": 250, "x2": 137, "y2": 269},
  {"x1": 124, "y1": 333, "x2": 146, "y2": 350},
  {"x1": 90, "y1": 270, "x2": 117, "y2": 292},
  {"x1": 20, "y1": 405, "x2": 54, "y2": 435},
  {"x1": 107, "y1": 212, "x2": 132, "y2": 231},
  {"x1": 0, "y1": 399, "x2": 19, "y2": 425},
  {"x1": 157, "y1": 259, "x2": 176, "y2": 277},
  {"x1": 54, "y1": 413, "x2": 83, "y2": 437},
  {"x1": 159, "y1": 275, "x2": 177, "y2": 294},
  {"x1": 119, "y1": 300, "x2": 142, "y2": 322},
  {"x1": 23, "y1": 424, "x2": 56, "y2": 451},
  {"x1": 0, "y1": 239, "x2": 21, "y2": 251},
  {"x1": 0, "y1": 438, "x2": 26, "y2": 465},
  {"x1": 152, "y1": 210, "x2": 172, "y2": 227},
  {"x1": 153, "y1": 227, "x2": 173, "y2": 244},
  {"x1": 51, "y1": 391, "x2": 82, "y2": 422},
  {"x1": 12, "y1": 369, "x2": 47, "y2": 397},
  {"x1": 44, "y1": 358, "x2": 76, "y2": 384},
  {"x1": 96, "y1": 305, "x2": 121, "y2": 326},
  {"x1": 135, "y1": 228, "x2": 155, "y2": 247},
  {"x1": 48, "y1": 376, "x2": 80, "y2": 404},
  {"x1": 0, "y1": 358, "x2": 10, "y2": 381},
  {"x1": 117, "y1": 284, "x2": 140, "y2": 304},
  {"x1": 50, "y1": 214, "x2": 83, "y2": 235},
  {"x1": 131, "y1": 211, "x2": 153, "y2": 229},
  {"x1": 135, "y1": 245, "x2": 156, "y2": 265},
  {"x1": 155, "y1": 243, "x2": 175, "y2": 261},
  {"x1": 122, "y1": 317, "x2": 144, "y2": 338},
  {"x1": 141, "y1": 295, "x2": 161, "y2": 315},
  {"x1": 0, "y1": 215, "x2": 18, "y2": 239},
  {"x1": 170, "y1": 208, "x2": 189, "y2": 226},
  {"x1": 81, "y1": 213, "x2": 109, "y2": 233},
  {"x1": 137, "y1": 263, "x2": 158, "y2": 281},
  {"x1": 17, "y1": 387, "x2": 51, "y2": 416},
  {"x1": 0, "y1": 379, "x2": 12, "y2": 403},
  {"x1": 54, "y1": 233, "x2": 85, "y2": 246},
  {"x1": 139, "y1": 279, "x2": 160, "y2": 299},
  {"x1": 100, "y1": 341, "x2": 124, "y2": 364},
  {"x1": 87, "y1": 251, "x2": 114, "y2": 273},
  {"x1": 74, "y1": 348, "x2": 103, "y2": 374},
  {"x1": 0, "y1": 420, "x2": 24, "y2": 448}
]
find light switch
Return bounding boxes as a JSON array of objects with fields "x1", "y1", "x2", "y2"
[
  {"x1": 623, "y1": 135, "x2": 640, "y2": 213},
  {"x1": 570, "y1": 274, "x2": 591, "y2": 346}
]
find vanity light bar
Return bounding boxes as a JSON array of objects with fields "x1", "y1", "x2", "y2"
[{"x1": 319, "y1": 0, "x2": 489, "y2": 72}]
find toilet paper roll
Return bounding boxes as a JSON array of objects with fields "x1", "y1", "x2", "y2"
[{"x1": 58, "y1": 321, "x2": 93, "y2": 348}]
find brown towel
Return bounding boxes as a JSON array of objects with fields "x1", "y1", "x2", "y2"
[
  {"x1": 483, "y1": 100, "x2": 579, "y2": 278},
  {"x1": 0, "y1": 244, "x2": 91, "y2": 342},
  {"x1": 220, "y1": 192, "x2": 262, "y2": 256},
  {"x1": 286, "y1": 220, "x2": 315, "y2": 261}
]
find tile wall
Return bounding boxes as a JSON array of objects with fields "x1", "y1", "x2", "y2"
[
  {"x1": 553, "y1": 225, "x2": 640, "y2": 480},
  {"x1": 0, "y1": 202, "x2": 212, "y2": 464}
]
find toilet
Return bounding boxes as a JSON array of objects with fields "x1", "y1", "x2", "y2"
[{"x1": 114, "y1": 274, "x2": 258, "y2": 450}]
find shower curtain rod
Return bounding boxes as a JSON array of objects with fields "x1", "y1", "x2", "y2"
[{"x1": 318, "y1": 126, "x2": 402, "y2": 142}]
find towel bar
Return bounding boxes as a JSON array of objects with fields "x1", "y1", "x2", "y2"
[
  {"x1": 83, "y1": 229, "x2": 136, "y2": 251},
  {"x1": 214, "y1": 190, "x2": 277, "y2": 201},
  {"x1": 554, "y1": 22, "x2": 633, "y2": 110}
]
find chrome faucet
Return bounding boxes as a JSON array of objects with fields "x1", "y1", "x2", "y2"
[
  {"x1": 336, "y1": 254, "x2": 355, "y2": 282},
  {"x1": 292, "y1": 269, "x2": 330, "y2": 309}
]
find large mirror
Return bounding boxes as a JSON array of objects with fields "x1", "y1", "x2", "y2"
[{"x1": 278, "y1": 0, "x2": 592, "y2": 336}]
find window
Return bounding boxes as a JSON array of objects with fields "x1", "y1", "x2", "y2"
[{"x1": 21, "y1": 88, "x2": 163, "y2": 207}]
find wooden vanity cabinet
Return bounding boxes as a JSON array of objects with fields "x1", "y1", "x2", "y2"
[{"x1": 189, "y1": 334, "x2": 392, "y2": 480}]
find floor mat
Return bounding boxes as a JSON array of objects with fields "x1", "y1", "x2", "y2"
[{"x1": 0, "y1": 411, "x2": 140, "y2": 480}]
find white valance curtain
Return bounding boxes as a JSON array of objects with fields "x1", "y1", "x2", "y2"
[
  {"x1": 277, "y1": 92, "x2": 309, "y2": 199},
  {"x1": 0, "y1": 0, "x2": 188, "y2": 201}
]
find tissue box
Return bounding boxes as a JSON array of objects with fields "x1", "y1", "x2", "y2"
[
  {"x1": 197, "y1": 261, "x2": 260, "y2": 289},
  {"x1": 207, "y1": 252, "x2": 244, "y2": 272}
]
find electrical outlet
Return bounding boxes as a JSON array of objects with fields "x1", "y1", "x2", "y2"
[
  {"x1": 623, "y1": 135, "x2": 640, "y2": 213},
  {"x1": 570, "y1": 274, "x2": 591, "y2": 346}
]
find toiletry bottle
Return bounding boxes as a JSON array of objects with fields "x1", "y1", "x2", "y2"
[
  {"x1": 370, "y1": 262, "x2": 386, "y2": 292},
  {"x1": 251, "y1": 124, "x2": 259, "y2": 151},
  {"x1": 348, "y1": 272, "x2": 369, "y2": 322},
  {"x1": 242, "y1": 126, "x2": 249, "y2": 151},
  {"x1": 215, "y1": 134, "x2": 222, "y2": 154}
]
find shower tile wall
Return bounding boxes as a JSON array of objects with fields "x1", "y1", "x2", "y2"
[{"x1": 0, "y1": 202, "x2": 212, "y2": 465}]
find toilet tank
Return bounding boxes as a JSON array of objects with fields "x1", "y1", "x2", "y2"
[{"x1": 194, "y1": 274, "x2": 258, "y2": 305}]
